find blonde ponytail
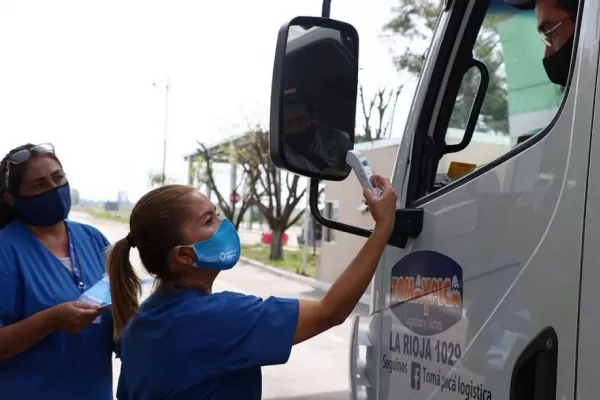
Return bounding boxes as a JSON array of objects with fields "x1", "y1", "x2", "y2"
[{"x1": 107, "y1": 237, "x2": 142, "y2": 338}]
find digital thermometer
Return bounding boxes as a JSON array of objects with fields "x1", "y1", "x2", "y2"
[{"x1": 346, "y1": 150, "x2": 382, "y2": 197}]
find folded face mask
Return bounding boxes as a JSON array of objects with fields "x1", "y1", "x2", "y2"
[{"x1": 78, "y1": 275, "x2": 112, "y2": 308}]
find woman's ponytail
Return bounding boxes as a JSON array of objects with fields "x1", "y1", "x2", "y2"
[
  {"x1": 0, "y1": 194, "x2": 16, "y2": 230},
  {"x1": 107, "y1": 237, "x2": 142, "y2": 338},
  {"x1": 106, "y1": 184, "x2": 199, "y2": 336}
]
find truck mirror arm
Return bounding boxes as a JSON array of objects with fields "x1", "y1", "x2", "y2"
[
  {"x1": 321, "y1": 0, "x2": 331, "y2": 18},
  {"x1": 308, "y1": 178, "x2": 423, "y2": 249}
]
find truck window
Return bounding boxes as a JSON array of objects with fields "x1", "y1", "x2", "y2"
[{"x1": 434, "y1": 8, "x2": 573, "y2": 186}]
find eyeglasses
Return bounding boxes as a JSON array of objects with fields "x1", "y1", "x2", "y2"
[
  {"x1": 3, "y1": 143, "x2": 55, "y2": 189},
  {"x1": 539, "y1": 21, "x2": 564, "y2": 48}
]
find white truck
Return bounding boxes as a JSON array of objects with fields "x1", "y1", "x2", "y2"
[{"x1": 269, "y1": 0, "x2": 597, "y2": 398}]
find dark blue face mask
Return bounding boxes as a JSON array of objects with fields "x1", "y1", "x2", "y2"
[{"x1": 13, "y1": 183, "x2": 72, "y2": 226}]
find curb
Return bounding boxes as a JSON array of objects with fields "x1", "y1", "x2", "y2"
[{"x1": 240, "y1": 256, "x2": 371, "y2": 306}]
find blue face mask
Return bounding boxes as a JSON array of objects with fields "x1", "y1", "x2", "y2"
[
  {"x1": 13, "y1": 183, "x2": 72, "y2": 226},
  {"x1": 182, "y1": 218, "x2": 241, "y2": 270}
]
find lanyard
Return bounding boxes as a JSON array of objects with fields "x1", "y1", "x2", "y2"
[{"x1": 66, "y1": 223, "x2": 86, "y2": 293}]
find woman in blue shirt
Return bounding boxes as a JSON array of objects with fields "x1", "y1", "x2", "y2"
[
  {"x1": 108, "y1": 176, "x2": 397, "y2": 399},
  {"x1": 0, "y1": 143, "x2": 115, "y2": 400}
]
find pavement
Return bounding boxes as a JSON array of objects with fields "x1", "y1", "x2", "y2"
[{"x1": 68, "y1": 211, "x2": 368, "y2": 399}]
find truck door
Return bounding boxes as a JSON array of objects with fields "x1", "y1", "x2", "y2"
[
  {"x1": 575, "y1": 1, "x2": 600, "y2": 395},
  {"x1": 375, "y1": 0, "x2": 598, "y2": 399}
]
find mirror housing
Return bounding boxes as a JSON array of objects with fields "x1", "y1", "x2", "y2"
[
  {"x1": 269, "y1": 16, "x2": 359, "y2": 181},
  {"x1": 269, "y1": 16, "x2": 423, "y2": 248}
]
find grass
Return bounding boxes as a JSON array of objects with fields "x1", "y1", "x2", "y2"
[
  {"x1": 241, "y1": 245, "x2": 318, "y2": 278},
  {"x1": 71, "y1": 205, "x2": 130, "y2": 224}
]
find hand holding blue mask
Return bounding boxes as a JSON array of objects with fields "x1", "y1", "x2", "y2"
[{"x1": 78, "y1": 275, "x2": 112, "y2": 308}]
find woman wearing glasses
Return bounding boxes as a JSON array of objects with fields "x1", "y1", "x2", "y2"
[{"x1": 0, "y1": 143, "x2": 115, "y2": 400}]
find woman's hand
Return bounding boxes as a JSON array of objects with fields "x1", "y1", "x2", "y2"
[
  {"x1": 363, "y1": 175, "x2": 397, "y2": 234},
  {"x1": 48, "y1": 301, "x2": 103, "y2": 334},
  {"x1": 293, "y1": 175, "x2": 398, "y2": 345}
]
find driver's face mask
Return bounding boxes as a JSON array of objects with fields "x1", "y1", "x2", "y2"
[
  {"x1": 540, "y1": 14, "x2": 577, "y2": 88},
  {"x1": 543, "y1": 35, "x2": 574, "y2": 87}
]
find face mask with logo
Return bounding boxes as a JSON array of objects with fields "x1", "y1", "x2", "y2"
[
  {"x1": 543, "y1": 35, "x2": 574, "y2": 87},
  {"x1": 14, "y1": 183, "x2": 72, "y2": 226},
  {"x1": 179, "y1": 218, "x2": 241, "y2": 270}
]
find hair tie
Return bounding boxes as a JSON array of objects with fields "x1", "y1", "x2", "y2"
[{"x1": 126, "y1": 233, "x2": 136, "y2": 248}]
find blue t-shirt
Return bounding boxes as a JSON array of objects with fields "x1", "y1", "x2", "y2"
[
  {"x1": 0, "y1": 220, "x2": 114, "y2": 400},
  {"x1": 117, "y1": 288, "x2": 299, "y2": 400}
]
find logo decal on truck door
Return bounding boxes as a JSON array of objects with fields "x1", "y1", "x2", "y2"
[
  {"x1": 410, "y1": 362, "x2": 421, "y2": 390},
  {"x1": 390, "y1": 250, "x2": 463, "y2": 335}
]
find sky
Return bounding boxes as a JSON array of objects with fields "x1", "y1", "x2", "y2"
[{"x1": 0, "y1": 0, "x2": 418, "y2": 203}]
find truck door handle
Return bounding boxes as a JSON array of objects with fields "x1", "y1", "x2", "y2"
[
  {"x1": 510, "y1": 326, "x2": 558, "y2": 400},
  {"x1": 444, "y1": 57, "x2": 489, "y2": 155}
]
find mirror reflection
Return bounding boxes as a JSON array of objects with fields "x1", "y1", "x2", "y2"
[{"x1": 279, "y1": 23, "x2": 359, "y2": 179}]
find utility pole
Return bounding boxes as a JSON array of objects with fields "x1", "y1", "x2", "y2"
[
  {"x1": 300, "y1": 0, "x2": 332, "y2": 276},
  {"x1": 301, "y1": 177, "x2": 310, "y2": 275},
  {"x1": 187, "y1": 155, "x2": 194, "y2": 186},
  {"x1": 161, "y1": 78, "x2": 170, "y2": 185},
  {"x1": 230, "y1": 139, "x2": 237, "y2": 209}
]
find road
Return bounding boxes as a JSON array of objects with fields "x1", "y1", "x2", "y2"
[{"x1": 69, "y1": 211, "x2": 368, "y2": 399}]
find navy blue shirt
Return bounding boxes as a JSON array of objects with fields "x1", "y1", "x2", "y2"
[
  {"x1": 0, "y1": 220, "x2": 114, "y2": 400},
  {"x1": 117, "y1": 288, "x2": 299, "y2": 400}
]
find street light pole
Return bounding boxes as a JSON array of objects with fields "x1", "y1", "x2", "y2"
[
  {"x1": 161, "y1": 78, "x2": 170, "y2": 185},
  {"x1": 301, "y1": 177, "x2": 310, "y2": 275}
]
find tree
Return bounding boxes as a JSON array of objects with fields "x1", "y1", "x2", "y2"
[
  {"x1": 383, "y1": 0, "x2": 509, "y2": 134},
  {"x1": 357, "y1": 84, "x2": 403, "y2": 142},
  {"x1": 193, "y1": 142, "x2": 256, "y2": 231},
  {"x1": 148, "y1": 172, "x2": 177, "y2": 187},
  {"x1": 237, "y1": 127, "x2": 305, "y2": 260}
]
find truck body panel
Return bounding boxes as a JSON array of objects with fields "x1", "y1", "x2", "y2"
[{"x1": 368, "y1": 1, "x2": 600, "y2": 398}]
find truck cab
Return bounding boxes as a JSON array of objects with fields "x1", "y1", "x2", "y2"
[{"x1": 268, "y1": 0, "x2": 600, "y2": 398}]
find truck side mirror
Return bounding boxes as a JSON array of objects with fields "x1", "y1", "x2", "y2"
[{"x1": 269, "y1": 16, "x2": 360, "y2": 181}]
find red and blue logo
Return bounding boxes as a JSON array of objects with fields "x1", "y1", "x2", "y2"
[{"x1": 390, "y1": 250, "x2": 463, "y2": 336}]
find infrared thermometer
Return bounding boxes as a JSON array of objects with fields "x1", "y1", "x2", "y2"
[{"x1": 346, "y1": 150, "x2": 382, "y2": 197}]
